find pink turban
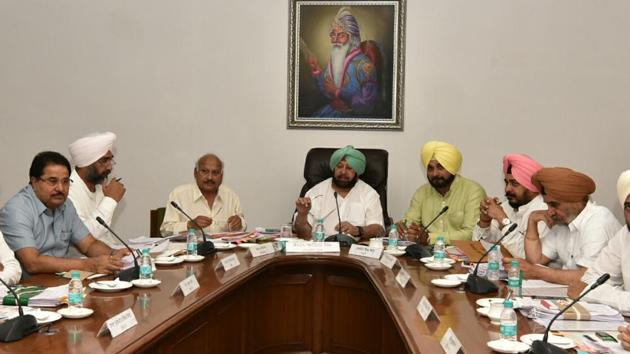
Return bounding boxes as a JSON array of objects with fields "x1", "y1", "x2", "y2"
[{"x1": 502, "y1": 154, "x2": 543, "y2": 192}]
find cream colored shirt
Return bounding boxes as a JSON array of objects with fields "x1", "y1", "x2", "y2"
[
  {"x1": 473, "y1": 195, "x2": 548, "y2": 258},
  {"x1": 68, "y1": 169, "x2": 119, "y2": 247},
  {"x1": 0, "y1": 230, "x2": 21, "y2": 285},
  {"x1": 160, "y1": 183, "x2": 246, "y2": 236}
]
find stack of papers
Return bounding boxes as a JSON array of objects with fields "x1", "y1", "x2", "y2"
[
  {"x1": 521, "y1": 279, "x2": 568, "y2": 297},
  {"x1": 519, "y1": 299, "x2": 626, "y2": 331},
  {"x1": 28, "y1": 284, "x2": 67, "y2": 307}
]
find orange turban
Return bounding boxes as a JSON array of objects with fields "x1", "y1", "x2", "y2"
[{"x1": 531, "y1": 167, "x2": 596, "y2": 202}]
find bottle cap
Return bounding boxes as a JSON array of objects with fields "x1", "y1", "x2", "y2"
[
  {"x1": 71, "y1": 271, "x2": 81, "y2": 278},
  {"x1": 142, "y1": 248, "x2": 150, "y2": 254},
  {"x1": 390, "y1": 224, "x2": 397, "y2": 230},
  {"x1": 511, "y1": 259, "x2": 520, "y2": 267},
  {"x1": 437, "y1": 236, "x2": 444, "y2": 241},
  {"x1": 503, "y1": 299, "x2": 513, "y2": 308}
]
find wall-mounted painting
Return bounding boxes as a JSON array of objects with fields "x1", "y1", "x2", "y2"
[{"x1": 287, "y1": 0, "x2": 406, "y2": 130}]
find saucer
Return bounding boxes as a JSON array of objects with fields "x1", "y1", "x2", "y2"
[
  {"x1": 214, "y1": 243, "x2": 236, "y2": 250},
  {"x1": 89, "y1": 280, "x2": 133, "y2": 292},
  {"x1": 182, "y1": 254, "x2": 205, "y2": 262},
  {"x1": 431, "y1": 278, "x2": 461, "y2": 288},
  {"x1": 384, "y1": 249, "x2": 406, "y2": 257},
  {"x1": 9, "y1": 308, "x2": 62, "y2": 324},
  {"x1": 520, "y1": 334, "x2": 575, "y2": 349},
  {"x1": 155, "y1": 256, "x2": 184, "y2": 265},
  {"x1": 131, "y1": 278, "x2": 162, "y2": 288},
  {"x1": 424, "y1": 262, "x2": 452, "y2": 271},
  {"x1": 476, "y1": 307, "x2": 490, "y2": 317},
  {"x1": 57, "y1": 307, "x2": 94, "y2": 319},
  {"x1": 420, "y1": 256, "x2": 456, "y2": 264},
  {"x1": 476, "y1": 297, "x2": 523, "y2": 309},
  {"x1": 444, "y1": 273, "x2": 469, "y2": 282},
  {"x1": 487, "y1": 339, "x2": 530, "y2": 353}
]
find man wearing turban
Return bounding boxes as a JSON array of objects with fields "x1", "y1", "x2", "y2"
[
  {"x1": 160, "y1": 154, "x2": 246, "y2": 236},
  {"x1": 68, "y1": 132, "x2": 126, "y2": 247},
  {"x1": 568, "y1": 170, "x2": 630, "y2": 322},
  {"x1": 294, "y1": 146, "x2": 384, "y2": 240},
  {"x1": 397, "y1": 141, "x2": 486, "y2": 245},
  {"x1": 516, "y1": 167, "x2": 620, "y2": 285},
  {"x1": 473, "y1": 154, "x2": 547, "y2": 258}
]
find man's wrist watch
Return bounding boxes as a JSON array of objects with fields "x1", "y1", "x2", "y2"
[
  {"x1": 357, "y1": 226, "x2": 364, "y2": 238},
  {"x1": 501, "y1": 218, "x2": 512, "y2": 228}
]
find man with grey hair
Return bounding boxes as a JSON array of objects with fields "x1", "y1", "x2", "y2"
[
  {"x1": 160, "y1": 154, "x2": 246, "y2": 235},
  {"x1": 306, "y1": 7, "x2": 378, "y2": 117}
]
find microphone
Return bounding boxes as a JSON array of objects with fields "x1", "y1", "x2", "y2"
[
  {"x1": 529, "y1": 273, "x2": 610, "y2": 354},
  {"x1": 324, "y1": 192, "x2": 357, "y2": 247},
  {"x1": 169, "y1": 201, "x2": 216, "y2": 256},
  {"x1": 405, "y1": 206, "x2": 450, "y2": 259},
  {"x1": 465, "y1": 222, "x2": 518, "y2": 294},
  {"x1": 0, "y1": 278, "x2": 38, "y2": 342},
  {"x1": 96, "y1": 216, "x2": 139, "y2": 281}
]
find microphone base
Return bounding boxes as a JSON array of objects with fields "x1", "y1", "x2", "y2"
[
  {"x1": 197, "y1": 241, "x2": 216, "y2": 256},
  {"x1": 0, "y1": 314, "x2": 38, "y2": 342},
  {"x1": 324, "y1": 234, "x2": 357, "y2": 247},
  {"x1": 404, "y1": 244, "x2": 433, "y2": 259},
  {"x1": 529, "y1": 340, "x2": 568, "y2": 354},
  {"x1": 464, "y1": 274, "x2": 499, "y2": 294},
  {"x1": 118, "y1": 266, "x2": 139, "y2": 282}
]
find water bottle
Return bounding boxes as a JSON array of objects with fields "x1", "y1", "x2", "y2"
[
  {"x1": 313, "y1": 219, "x2": 326, "y2": 242},
  {"x1": 433, "y1": 236, "x2": 446, "y2": 264},
  {"x1": 499, "y1": 299, "x2": 517, "y2": 341},
  {"x1": 187, "y1": 228, "x2": 198, "y2": 256},
  {"x1": 68, "y1": 271, "x2": 83, "y2": 308},
  {"x1": 140, "y1": 248, "x2": 153, "y2": 280},
  {"x1": 508, "y1": 259, "x2": 521, "y2": 297},
  {"x1": 387, "y1": 225, "x2": 399, "y2": 250},
  {"x1": 487, "y1": 245, "x2": 501, "y2": 281}
]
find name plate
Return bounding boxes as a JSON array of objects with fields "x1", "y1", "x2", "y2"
[
  {"x1": 97, "y1": 308, "x2": 138, "y2": 338},
  {"x1": 440, "y1": 328, "x2": 464, "y2": 354},
  {"x1": 349, "y1": 244, "x2": 383, "y2": 259},
  {"x1": 395, "y1": 267, "x2": 411, "y2": 288},
  {"x1": 171, "y1": 275, "x2": 200, "y2": 297},
  {"x1": 379, "y1": 252, "x2": 397, "y2": 269},
  {"x1": 416, "y1": 296, "x2": 436, "y2": 321},
  {"x1": 285, "y1": 241, "x2": 340, "y2": 253},
  {"x1": 249, "y1": 243, "x2": 276, "y2": 258},
  {"x1": 218, "y1": 254, "x2": 240, "y2": 271}
]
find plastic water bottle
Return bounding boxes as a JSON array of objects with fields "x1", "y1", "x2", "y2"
[
  {"x1": 68, "y1": 271, "x2": 83, "y2": 308},
  {"x1": 487, "y1": 245, "x2": 501, "y2": 281},
  {"x1": 388, "y1": 225, "x2": 399, "y2": 250},
  {"x1": 313, "y1": 219, "x2": 325, "y2": 242},
  {"x1": 433, "y1": 236, "x2": 446, "y2": 264},
  {"x1": 140, "y1": 248, "x2": 153, "y2": 280},
  {"x1": 187, "y1": 228, "x2": 198, "y2": 256},
  {"x1": 499, "y1": 299, "x2": 517, "y2": 341},
  {"x1": 508, "y1": 259, "x2": 521, "y2": 297}
]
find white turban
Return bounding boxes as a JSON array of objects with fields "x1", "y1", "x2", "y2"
[
  {"x1": 617, "y1": 170, "x2": 630, "y2": 207},
  {"x1": 68, "y1": 132, "x2": 117, "y2": 167}
]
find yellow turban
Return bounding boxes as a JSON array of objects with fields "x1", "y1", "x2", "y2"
[
  {"x1": 420, "y1": 141, "x2": 462, "y2": 175},
  {"x1": 617, "y1": 170, "x2": 630, "y2": 207}
]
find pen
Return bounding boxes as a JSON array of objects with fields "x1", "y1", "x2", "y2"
[{"x1": 582, "y1": 334, "x2": 596, "y2": 342}]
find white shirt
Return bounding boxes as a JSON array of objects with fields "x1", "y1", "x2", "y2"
[
  {"x1": 582, "y1": 226, "x2": 630, "y2": 315},
  {"x1": 0, "y1": 230, "x2": 21, "y2": 285},
  {"x1": 160, "y1": 183, "x2": 246, "y2": 236},
  {"x1": 68, "y1": 169, "x2": 119, "y2": 247},
  {"x1": 473, "y1": 195, "x2": 548, "y2": 258},
  {"x1": 298, "y1": 178, "x2": 384, "y2": 237},
  {"x1": 541, "y1": 201, "x2": 620, "y2": 269}
]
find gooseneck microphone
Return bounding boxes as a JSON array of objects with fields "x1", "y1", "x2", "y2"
[
  {"x1": 529, "y1": 273, "x2": 610, "y2": 354},
  {"x1": 0, "y1": 278, "x2": 38, "y2": 342},
  {"x1": 96, "y1": 216, "x2": 140, "y2": 281},
  {"x1": 422, "y1": 205, "x2": 450, "y2": 230},
  {"x1": 405, "y1": 206, "x2": 450, "y2": 259},
  {"x1": 169, "y1": 201, "x2": 216, "y2": 255},
  {"x1": 465, "y1": 222, "x2": 518, "y2": 294},
  {"x1": 324, "y1": 192, "x2": 357, "y2": 247}
]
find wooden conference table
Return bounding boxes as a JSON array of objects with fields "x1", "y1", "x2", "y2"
[{"x1": 2, "y1": 245, "x2": 553, "y2": 354}]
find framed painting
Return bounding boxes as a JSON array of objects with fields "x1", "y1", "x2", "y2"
[{"x1": 287, "y1": 0, "x2": 406, "y2": 130}]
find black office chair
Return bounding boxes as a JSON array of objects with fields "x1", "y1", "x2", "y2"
[{"x1": 298, "y1": 147, "x2": 392, "y2": 229}]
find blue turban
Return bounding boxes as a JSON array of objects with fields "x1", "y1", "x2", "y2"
[{"x1": 329, "y1": 145, "x2": 366, "y2": 175}]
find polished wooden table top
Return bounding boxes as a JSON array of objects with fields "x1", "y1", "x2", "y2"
[{"x1": 1, "y1": 246, "x2": 556, "y2": 354}]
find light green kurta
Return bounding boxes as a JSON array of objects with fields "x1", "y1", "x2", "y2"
[{"x1": 403, "y1": 175, "x2": 486, "y2": 244}]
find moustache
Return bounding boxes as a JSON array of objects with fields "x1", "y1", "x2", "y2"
[{"x1": 505, "y1": 193, "x2": 516, "y2": 199}]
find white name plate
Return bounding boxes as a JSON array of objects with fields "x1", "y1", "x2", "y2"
[
  {"x1": 249, "y1": 243, "x2": 276, "y2": 258},
  {"x1": 218, "y1": 254, "x2": 240, "y2": 271},
  {"x1": 97, "y1": 308, "x2": 138, "y2": 338},
  {"x1": 348, "y1": 244, "x2": 383, "y2": 259},
  {"x1": 416, "y1": 296, "x2": 436, "y2": 321},
  {"x1": 395, "y1": 267, "x2": 411, "y2": 288},
  {"x1": 440, "y1": 327, "x2": 464, "y2": 354},
  {"x1": 171, "y1": 274, "x2": 200, "y2": 297},
  {"x1": 379, "y1": 252, "x2": 397, "y2": 269},
  {"x1": 285, "y1": 241, "x2": 340, "y2": 253}
]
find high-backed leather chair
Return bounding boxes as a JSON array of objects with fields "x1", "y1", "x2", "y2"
[
  {"x1": 299, "y1": 147, "x2": 391, "y2": 228},
  {"x1": 150, "y1": 207, "x2": 166, "y2": 237}
]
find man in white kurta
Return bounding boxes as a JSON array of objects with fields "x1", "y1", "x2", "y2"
[
  {"x1": 0, "y1": 230, "x2": 21, "y2": 285},
  {"x1": 294, "y1": 146, "x2": 384, "y2": 239},
  {"x1": 68, "y1": 132, "x2": 126, "y2": 247},
  {"x1": 160, "y1": 154, "x2": 246, "y2": 236},
  {"x1": 473, "y1": 154, "x2": 547, "y2": 258}
]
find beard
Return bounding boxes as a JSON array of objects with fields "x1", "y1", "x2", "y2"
[
  {"x1": 333, "y1": 174, "x2": 358, "y2": 189},
  {"x1": 428, "y1": 174, "x2": 455, "y2": 190},
  {"x1": 330, "y1": 42, "x2": 350, "y2": 87},
  {"x1": 506, "y1": 192, "x2": 528, "y2": 209},
  {"x1": 86, "y1": 165, "x2": 108, "y2": 184}
]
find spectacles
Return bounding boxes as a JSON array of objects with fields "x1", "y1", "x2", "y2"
[
  {"x1": 196, "y1": 169, "x2": 223, "y2": 177},
  {"x1": 329, "y1": 31, "x2": 349, "y2": 40},
  {"x1": 38, "y1": 177, "x2": 72, "y2": 187}
]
